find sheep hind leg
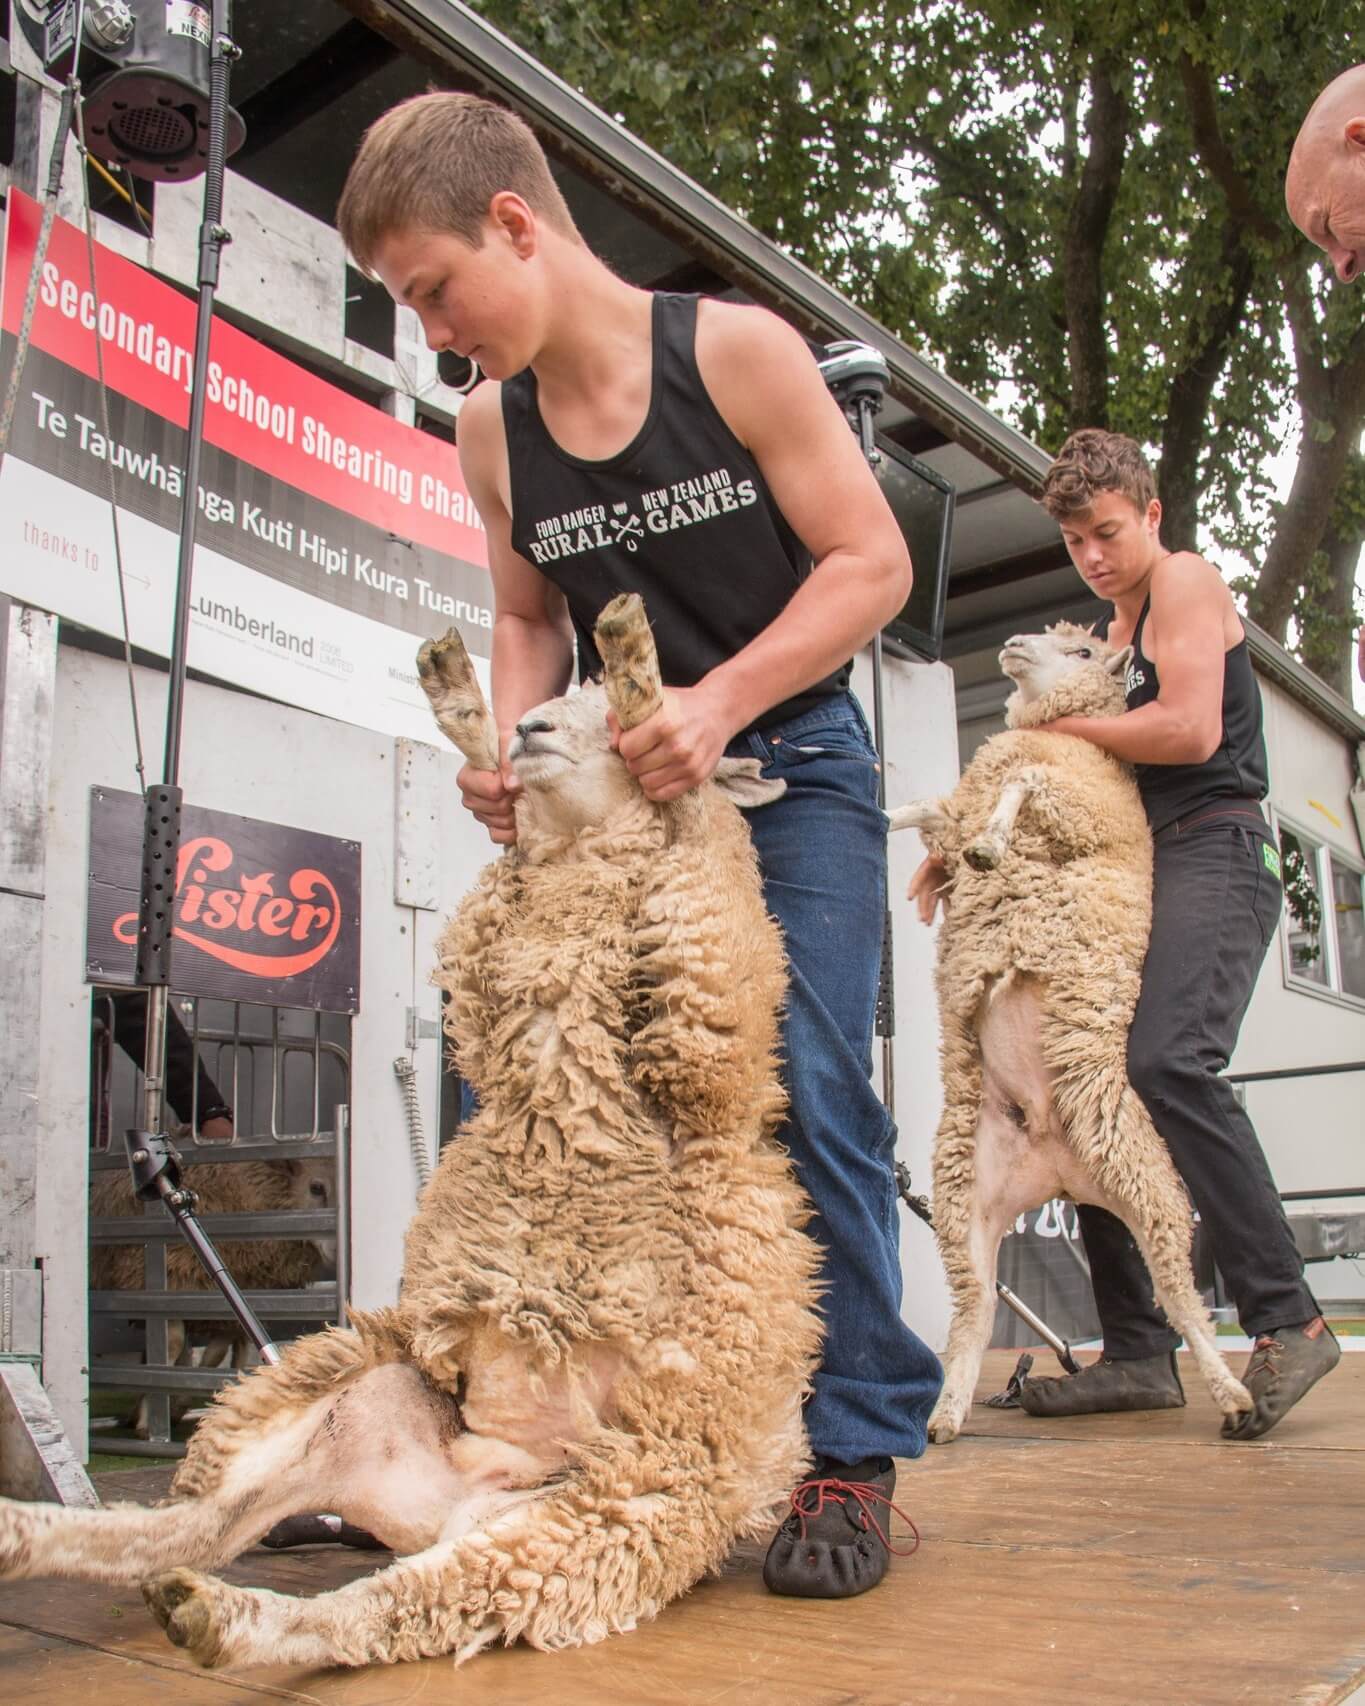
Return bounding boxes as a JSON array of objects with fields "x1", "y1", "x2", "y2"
[
  {"x1": 929, "y1": 1202, "x2": 1004, "y2": 1445},
  {"x1": 0, "y1": 1333, "x2": 458, "y2": 1586},
  {"x1": 930, "y1": 1078, "x2": 1069, "y2": 1441},
  {"x1": 1090, "y1": 1095, "x2": 1252, "y2": 1422},
  {"x1": 143, "y1": 1462, "x2": 722, "y2": 1672}
]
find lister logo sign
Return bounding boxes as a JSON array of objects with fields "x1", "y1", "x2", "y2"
[{"x1": 87, "y1": 789, "x2": 361, "y2": 1012}]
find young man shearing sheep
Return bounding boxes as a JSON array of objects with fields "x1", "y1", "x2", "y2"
[
  {"x1": 913, "y1": 429, "x2": 1337, "y2": 1440},
  {"x1": 338, "y1": 92, "x2": 942, "y2": 1598}
]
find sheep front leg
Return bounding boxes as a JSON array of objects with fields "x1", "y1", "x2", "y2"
[
  {"x1": 415, "y1": 626, "x2": 500, "y2": 769},
  {"x1": 963, "y1": 769, "x2": 1044, "y2": 871},
  {"x1": 594, "y1": 592, "x2": 664, "y2": 730},
  {"x1": 887, "y1": 798, "x2": 952, "y2": 839},
  {"x1": 142, "y1": 1461, "x2": 722, "y2": 1671}
]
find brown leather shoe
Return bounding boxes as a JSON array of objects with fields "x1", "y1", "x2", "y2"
[
  {"x1": 762, "y1": 1456, "x2": 918, "y2": 1598},
  {"x1": 1018, "y1": 1350, "x2": 1185, "y2": 1416},
  {"x1": 1221, "y1": 1316, "x2": 1341, "y2": 1441}
]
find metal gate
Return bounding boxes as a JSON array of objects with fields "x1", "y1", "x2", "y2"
[{"x1": 87, "y1": 991, "x2": 351, "y2": 1456}]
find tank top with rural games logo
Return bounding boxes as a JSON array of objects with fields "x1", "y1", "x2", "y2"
[
  {"x1": 1098, "y1": 597, "x2": 1269, "y2": 835},
  {"x1": 500, "y1": 293, "x2": 851, "y2": 731}
]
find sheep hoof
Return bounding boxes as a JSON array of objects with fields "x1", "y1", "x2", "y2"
[
  {"x1": 964, "y1": 839, "x2": 1001, "y2": 872},
  {"x1": 927, "y1": 1403, "x2": 963, "y2": 1444},
  {"x1": 143, "y1": 1568, "x2": 232, "y2": 1668},
  {"x1": 1218, "y1": 1377, "x2": 1254, "y2": 1417},
  {"x1": 593, "y1": 593, "x2": 663, "y2": 730},
  {"x1": 416, "y1": 627, "x2": 477, "y2": 693}
]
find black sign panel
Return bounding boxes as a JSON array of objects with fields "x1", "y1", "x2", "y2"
[{"x1": 86, "y1": 788, "x2": 361, "y2": 1013}]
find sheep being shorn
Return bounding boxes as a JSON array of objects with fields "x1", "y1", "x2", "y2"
[
  {"x1": 89, "y1": 1157, "x2": 335, "y2": 1437},
  {"x1": 889, "y1": 623, "x2": 1252, "y2": 1443},
  {"x1": 1, "y1": 595, "x2": 822, "y2": 1672}
]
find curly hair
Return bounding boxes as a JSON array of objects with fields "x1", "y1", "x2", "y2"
[{"x1": 1040, "y1": 429, "x2": 1157, "y2": 520}]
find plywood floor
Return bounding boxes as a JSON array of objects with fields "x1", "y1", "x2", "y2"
[{"x1": 2, "y1": 1348, "x2": 1362, "y2": 1706}]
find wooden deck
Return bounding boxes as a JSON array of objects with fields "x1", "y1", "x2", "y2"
[{"x1": 2, "y1": 1347, "x2": 1362, "y2": 1705}]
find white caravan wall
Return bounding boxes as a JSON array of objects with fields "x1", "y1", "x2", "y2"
[
  {"x1": 1235, "y1": 679, "x2": 1365, "y2": 1307},
  {"x1": 853, "y1": 649, "x2": 959, "y2": 1354}
]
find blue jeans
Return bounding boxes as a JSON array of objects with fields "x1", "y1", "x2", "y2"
[{"x1": 728, "y1": 692, "x2": 943, "y2": 1463}]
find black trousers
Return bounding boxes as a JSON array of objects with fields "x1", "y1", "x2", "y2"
[{"x1": 1077, "y1": 819, "x2": 1320, "y2": 1356}]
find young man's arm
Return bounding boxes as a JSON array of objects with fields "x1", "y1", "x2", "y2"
[
  {"x1": 455, "y1": 383, "x2": 575, "y2": 843},
  {"x1": 1043, "y1": 553, "x2": 1229, "y2": 765},
  {"x1": 615, "y1": 305, "x2": 912, "y2": 800}
]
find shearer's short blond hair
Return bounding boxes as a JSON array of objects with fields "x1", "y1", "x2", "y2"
[
  {"x1": 337, "y1": 92, "x2": 579, "y2": 271},
  {"x1": 1041, "y1": 429, "x2": 1158, "y2": 520}
]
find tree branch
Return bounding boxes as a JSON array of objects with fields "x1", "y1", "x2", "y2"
[
  {"x1": 1063, "y1": 63, "x2": 1129, "y2": 428},
  {"x1": 1178, "y1": 53, "x2": 1278, "y2": 246},
  {"x1": 1159, "y1": 218, "x2": 1256, "y2": 550}
]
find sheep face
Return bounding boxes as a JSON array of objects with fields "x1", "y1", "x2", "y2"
[
  {"x1": 283, "y1": 1158, "x2": 337, "y2": 1269},
  {"x1": 421, "y1": 598, "x2": 782, "y2": 843},
  {"x1": 507, "y1": 683, "x2": 637, "y2": 838},
  {"x1": 508, "y1": 682, "x2": 783, "y2": 840},
  {"x1": 999, "y1": 623, "x2": 1132, "y2": 707}
]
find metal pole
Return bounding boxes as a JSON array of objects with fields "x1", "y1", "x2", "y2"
[
  {"x1": 118, "y1": 2, "x2": 278, "y2": 1369},
  {"x1": 333, "y1": 1103, "x2": 351, "y2": 1328},
  {"x1": 135, "y1": 0, "x2": 237, "y2": 1135},
  {"x1": 163, "y1": 0, "x2": 233, "y2": 789}
]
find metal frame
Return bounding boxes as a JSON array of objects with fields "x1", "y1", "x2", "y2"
[{"x1": 87, "y1": 994, "x2": 352, "y2": 1456}]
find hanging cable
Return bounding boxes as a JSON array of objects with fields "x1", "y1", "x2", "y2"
[
  {"x1": 0, "y1": 84, "x2": 77, "y2": 463},
  {"x1": 393, "y1": 1055, "x2": 433, "y2": 1188},
  {"x1": 73, "y1": 88, "x2": 147, "y2": 792}
]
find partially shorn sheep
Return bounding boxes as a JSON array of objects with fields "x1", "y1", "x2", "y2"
[
  {"x1": 890, "y1": 623, "x2": 1253, "y2": 1442},
  {"x1": 1, "y1": 595, "x2": 821, "y2": 1671}
]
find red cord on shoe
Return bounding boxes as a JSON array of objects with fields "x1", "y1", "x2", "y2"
[{"x1": 788, "y1": 1476, "x2": 921, "y2": 1557}]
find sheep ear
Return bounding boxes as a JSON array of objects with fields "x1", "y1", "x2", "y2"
[
  {"x1": 713, "y1": 757, "x2": 786, "y2": 808},
  {"x1": 1105, "y1": 644, "x2": 1133, "y2": 678}
]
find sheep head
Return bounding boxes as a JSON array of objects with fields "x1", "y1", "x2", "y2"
[
  {"x1": 416, "y1": 595, "x2": 782, "y2": 846},
  {"x1": 282, "y1": 1158, "x2": 337, "y2": 1269},
  {"x1": 1000, "y1": 623, "x2": 1131, "y2": 729}
]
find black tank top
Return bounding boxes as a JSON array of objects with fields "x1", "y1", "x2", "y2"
[
  {"x1": 500, "y1": 293, "x2": 849, "y2": 730},
  {"x1": 1099, "y1": 598, "x2": 1269, "y2": 832}
]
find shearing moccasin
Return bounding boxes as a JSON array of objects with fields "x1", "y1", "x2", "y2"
[
  {"x1": 1018, "y1": 1349, "x2": 1185, "y2": 1416},
  {"x1": 762, "y1": 1455, "x2": 918, "y2": 1599},
  {"x1": 1221, "y1": 1316, "x2": 1341, "y2": 1441}
]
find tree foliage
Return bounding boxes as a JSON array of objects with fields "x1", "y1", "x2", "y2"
[{"x1": 473, "y1": 0, "x2": 1365, "y2": 694}]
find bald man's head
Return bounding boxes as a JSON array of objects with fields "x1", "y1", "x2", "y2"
[{"x1": 1287, "y1": 64, "x2": 1365, "y2": 281}]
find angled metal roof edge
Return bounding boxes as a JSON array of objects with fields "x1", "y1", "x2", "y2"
[
  {"x1": 369, "y1": 0, "x2": 1050, "y2": 487},
  {"x1": 370, "y1": 5, "x2": 1362, "y2": 746},
  {"x1": 1243, "y1": 620, "x2": 1365, "y2": 744}
]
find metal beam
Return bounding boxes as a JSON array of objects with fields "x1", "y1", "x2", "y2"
[{"x1": 235, "y1": 18, "x2": 399, "y2": 164}]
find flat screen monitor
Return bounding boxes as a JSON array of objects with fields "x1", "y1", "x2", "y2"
[{"x1": 874, "y1": 436, "x2": 954, "y2": 661}]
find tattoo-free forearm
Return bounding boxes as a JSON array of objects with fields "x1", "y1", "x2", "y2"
[
  {"x1": 1056, "y1": 701, "x2": 1219, "y2": 765},
  {"x1": 701, "y1": 550, "x2": 910, "y2": 733}
]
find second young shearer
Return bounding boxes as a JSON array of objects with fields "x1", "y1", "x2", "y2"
[
  {"x1": 339, "y1": 92, "x2": 942, "y2": 1599},
  {"x1": 912, "y1": 429, "x2": 1337, "y2": 1440}
]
